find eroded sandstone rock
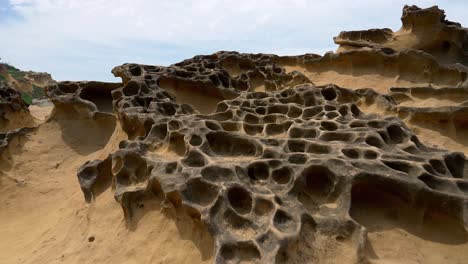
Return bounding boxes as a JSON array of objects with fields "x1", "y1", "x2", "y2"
[
  {"x1": 25, "y1": 4, "x2": 468, "y2": 264},
  {"x1": 73, "y1": 52, "x2": 468, "y2": 263},
  {"x1": 0, "y1": 82, "x2": 35, "y2": 132},
  {"x1": 46, "y1": 81, "x2": 121, "y2": 119},
  {"x1": 335, "y1": 5, "x2": 468, "y2": 66}
]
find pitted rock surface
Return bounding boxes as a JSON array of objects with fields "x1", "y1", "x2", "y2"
[
  {"x1": 46, "y1": 81, "x2": 121, "y2": 119},
  {"x1": 16, "y1": 4, "x2": 465, "y2": 264},
  {"x1": 4, "y1": 4, "x2": 468, "y2": 264},
  {"x1": 0, "y1": 83, "x2": 30, "y2": 126},
  {"x1": 76, "y1": 55, "x2": 468, "y2": 262}
]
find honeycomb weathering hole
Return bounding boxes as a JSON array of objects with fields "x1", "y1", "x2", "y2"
[
  {"x1": 227, "y1": 186, "x2": 253, "y2": 215},
  {"x1": 273, "y1": 210, "x2": 297, "y2": 233},
  {"x1": 321, "y1": 87, "x2": 337, "y2": 101},
  {"x1": 129, "y1": 65, "x2": 142, "y2": 76},
  {"x1": 201, "y1": 166, "x2": 234, "y2": 182},
  {"x1": 206, "y1": 131, "x2": 259, "y2": 156},
  {"x1": 182, "y1": 150, "x2": 206, "y2": 167},
  {"x1": 272, "y1": 167, "x2": 292, "y2": 184},
  {"x1": 220, "y1": 241, "x2": 261, "y2": 262},
  {"x1": 275, "y1": 215, "x2": 317, "y2": 263},
  {"x1": 122, "y1": 81, "x2": 140, "y2": 96},
  {"x1": 247, "y1": 161, "x2": 270, "y2": 182},
  {"x1": 182, "y1": 178, "x2": 220, "y2": 206},
  {"x1": 444, "y1": 153, "x2": 466, "y2": 178},
  {"x1": 189, "y1": 134, "x2": 203, "y2": 146},
  {"x1": 301, "y1": 165, "x2": 335, "y2": 199},
  {"x1": 418, "y1": 173, "x2": 457, "y2": 193},
  {"x1": 386, "y1": 124, "x2": 407, "y2": 143},
  {"x1": 342, "y1": 148, "x2": 360, "y2": 159},
  {"x1": 168, "y1": 132, "x2": 187, "y2": 156},
  {"x1": 158, "y1": 77, "x2": 225, "y2": 114},
  {"x1": 79, "y1": 83, "x2": 118, "y2": 113},
  {"x1": 58, "y1": 82, "x2": 79, "y2": 93},
  {"x1": 254, "y1": 198, "x2": 274, "y2": 215},
  {"x1": 321, "y1": 121, "x2": 338, "y2": 131}
]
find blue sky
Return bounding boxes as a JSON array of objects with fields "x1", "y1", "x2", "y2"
[{"x1": 0, "y1": 0, "x2": 467, "y2": 82}]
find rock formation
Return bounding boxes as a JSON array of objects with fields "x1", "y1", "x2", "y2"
[
  {"x1": 335, "y1": 5, "x2": 468, "y2": 65},
  {"x1": 1, "y1": 4, "x2": 468, "y2": 264},
  {"x1": 0, "y1": 82, "x2": 35, "y2": 131},
  {"x1": 0, "y1": 63, "x2": 55, "y2": 94},
  {"x1": 45, "y1": 81, "x2": 119, "y2": 120}
]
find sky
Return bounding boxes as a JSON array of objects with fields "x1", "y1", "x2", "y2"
[{"x1": 0, "y1": 0, "x2": 467, "y2": 82}]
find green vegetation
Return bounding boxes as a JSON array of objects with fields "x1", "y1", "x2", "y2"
[
  {"x1": 32, "y1": 85, "x2": 45, "y2": 99},
  {"x1": 21, "y1": 93, "x2": 33, "y2": 105},
  {"x1": 0, "y1": 63, "x2": 25, "y2": 81},
  {"x1": 20, "y1": 85, "x2": 46, "y2": 105},
  {"x1": 5, "y1": 64, "x2": 19, "y2": 72},
  {"x1": 0, "y1": 63, "x2": 47, "y2": 104},
  {"x1": 8, "y1": 69, "x2": 26, "y2": 80}
]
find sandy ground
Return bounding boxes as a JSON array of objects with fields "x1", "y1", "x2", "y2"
[
  {"x1": 29, "y1": 105, "x2": 53, "y2": 121},
  {"x1": 0, "y1": 111, "x2": 36, "y2": 133}
]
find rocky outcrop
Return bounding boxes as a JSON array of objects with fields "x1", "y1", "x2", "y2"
[
  {"x1": 0, "y1": 63, "x2": 55, "y2": 92},
  {"x1": 298, "y1": 47, "x2": 468, "y2": 89},
  {"x1": 3, "y1": 4, "x2": 468, "y2": 264},
  {"x1": 77, "y1": 71, "x2": 468, "y2": 262},
  {"x1": 55, "y1": 20, "x2": 468, "y2": 261},
  {"x1": 45, "y1": 81, "x2": 121, "y2": 119},
  {"x1": 0, "y1": 82, "x2": 34, "y2": 131},
  {"x1": 0, "y1": 83, "x2": 29, "y2": 116},
  {"x1": 334, "y1": 5, "x2": 468, "y2": 65}
]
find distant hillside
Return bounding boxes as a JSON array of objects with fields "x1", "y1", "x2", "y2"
[{"x1": 0, "y1": 62, "x2": 55, "y2": 104}]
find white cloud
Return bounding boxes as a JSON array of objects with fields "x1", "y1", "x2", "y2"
[{"x1": 0, "y1": 0, "x2": 466, "y2": 81}]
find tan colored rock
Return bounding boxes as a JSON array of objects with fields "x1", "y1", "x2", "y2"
[
  {"x1": 2, "y1": 4, "x2": 468, "y2": 264},
  {"x1": 335, "y1": 5, "x2": 468, "y2": 65}
]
